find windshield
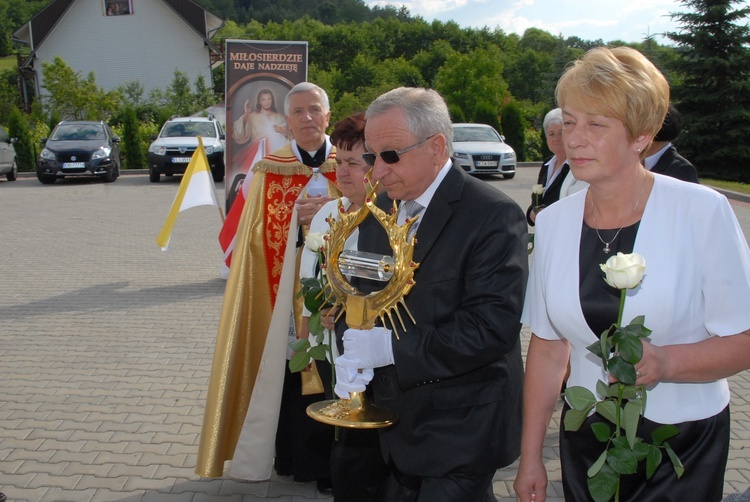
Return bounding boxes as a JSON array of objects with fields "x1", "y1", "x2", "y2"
[
  {"x1": 51, "y1": 124, "x2": 106, "y2": 141},
  {"x1": 162, "y1": 122, "x2": 217, "y2": 138},
  {"x1": 453, "y1": 126, "x2": 501, "y2": 143}
]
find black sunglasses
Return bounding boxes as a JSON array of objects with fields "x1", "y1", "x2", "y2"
[{"x1": 362, "y1": 134, "x2": 436, "y2": 166}]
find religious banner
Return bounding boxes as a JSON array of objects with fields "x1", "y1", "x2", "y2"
[{"x1": 224, "y1": 40, "x2": 308, "y2": 211}]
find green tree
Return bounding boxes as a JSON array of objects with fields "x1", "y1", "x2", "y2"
[
  {"x1": 519, "y1": 27, "x2": 559, "y2": 54},
  {"x1": 119, "y1": 81, "x2": 145, "y2": 107},
  {"x1": 0, "y1": 68, "x2": 19, "y2": 121},
  {"x1": 504, "y1": 49, "x2": 554, "y2": 104},
  {"x1": 448, "y1": 104, "x2": 465, "y2": 123},
  {"x1": 473, "y1": 101, "x2": 501, "y2": 133},
  {"x1": 501, "y1": 101, "x2": 526, "y2": 161},
  {"x1": 122, "y1": 105, "x2": 145, "y2": 170},
  {"x1": 666, "y1": 0, "x2": 750, "y2": 181},
  {"x1": 0, "y1": 0, "x2": 48, "y2": 56},
  {"x1": 194, "y1": 74, "x2": 215, "y2": 110},
  {"x1": 0, "y1": 1, "x2": 14, "y2": 56},
  {"x1": 166, "y1": 70, "x2": 195, "y2": 117},
  {"x1": 41, "y1": 56, "x2": 120, "y2": 120},
  {"x1": 7, "y1": 106, "x2": 35, "y2": 171},
  {"x1": 434, "y1": 46, "x2": 508, "y2": 122}
]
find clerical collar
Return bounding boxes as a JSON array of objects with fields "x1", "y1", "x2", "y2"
[{"x1": 296, "y1": 142, "x2": 327, "y2": 167}]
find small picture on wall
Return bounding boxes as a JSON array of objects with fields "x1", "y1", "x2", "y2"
[{"x1": 104, "y1": 0, "x2": 133, "y2": 16}]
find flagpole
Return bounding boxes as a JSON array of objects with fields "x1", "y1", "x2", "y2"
[{"x1": 196, "y1": 135, "x2": 226, "y2": 224}]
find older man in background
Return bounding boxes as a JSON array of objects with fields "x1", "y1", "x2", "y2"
[{"x1": 196, "y1": 82, "x2": 339, "y2": 489}]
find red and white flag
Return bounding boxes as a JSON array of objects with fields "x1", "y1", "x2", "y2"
[{"x1": 219, "y1": 138, "x2": 266, "y2": 270}]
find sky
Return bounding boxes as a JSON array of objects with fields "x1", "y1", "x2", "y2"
[{"x1": 364, "y1": 0, "x2": 749, "y2": 45}]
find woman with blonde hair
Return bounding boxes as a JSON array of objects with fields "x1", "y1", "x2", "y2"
[{"x1": 514, "y1": 47, "x2": 750, "y2": 501}]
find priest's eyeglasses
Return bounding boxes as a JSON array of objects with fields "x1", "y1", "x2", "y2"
[{"x1": 362, "y1": 134, "x2": 436, "y2": 166}]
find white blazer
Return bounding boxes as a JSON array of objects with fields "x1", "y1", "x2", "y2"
[{"x1": 523, "y1": 174, "x2": 750, "y2": 423}]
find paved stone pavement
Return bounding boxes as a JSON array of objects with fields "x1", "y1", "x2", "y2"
[{"x1": 0, "y1": 168, "x2": 748, "y2": 502}]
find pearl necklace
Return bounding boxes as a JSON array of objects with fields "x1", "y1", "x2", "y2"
[{"x1": 591, "y1": 174, "x2": 648, "y2": 254}]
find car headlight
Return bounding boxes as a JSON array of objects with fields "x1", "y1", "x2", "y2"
[
  {"x1": 205, "y1": 146, "x2": 214, "y2": 155},
  {"x1": 91, "y1": 147, "x2": 111, "y2": 160},
  {"x1": 40, "y1": 148, "x2": 56, "y2": 161},
  {"x1": 453, "y1": 152, "x2": 470, "y2": 159},
  {"x1": 149, "y1": 145, "x2": 167, "y2": 155},
  {"x1": 503, "y1": 152, "x2": 516, "y2": 160}
]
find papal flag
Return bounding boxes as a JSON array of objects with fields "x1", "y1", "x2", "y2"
[{"x1": 156, "y1": 137, "x2": 222, "y2": 250}]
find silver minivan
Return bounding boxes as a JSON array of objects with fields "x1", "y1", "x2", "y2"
[{"x1": 0, "y1": 125, "x2": 18, "y2": 181}]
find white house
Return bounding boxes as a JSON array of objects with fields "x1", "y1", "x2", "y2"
[{"x1": 13, "y1": 0, "x2": 224, "y2": 104}]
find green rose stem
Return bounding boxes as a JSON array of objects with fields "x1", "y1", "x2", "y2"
[
  {"x1": 290, "y1": 242, "x2": 340, "y2": 439},
  {"x1": 564, "y1": 253, "x2": 683, "y2": 502},
  {"x1": 319, "y1": 256, "x2": 341, "y2": 443},
  {"x1": 612, "y1": 289, "x2": 626, "y2": 502}
]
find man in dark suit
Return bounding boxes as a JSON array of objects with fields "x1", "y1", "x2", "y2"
[
  {"x1": 643, "y1": 104, "x2": 699, "y2": 183},
  {"x1": 333, "y1": 87, "x2": 529, "y2": 501}
]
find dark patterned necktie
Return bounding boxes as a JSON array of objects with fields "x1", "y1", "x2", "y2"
[{"x1": 400, "y1": 200, "x2": 423, "y2": 239}]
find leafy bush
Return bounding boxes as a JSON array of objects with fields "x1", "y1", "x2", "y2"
[
  {"x1": 524, "y1": 128, "x2": 543, "y2": 162},
  {"x1": 7, "y1": 106, "x2": 35, "y2": 171},
  {"x1": 122, "y1": 106, "x2": 145, "y2": 170},
  {"x1": 473, "y1": 101, "x2": 501, "y2": 133},
  {"x1": 501, "y1": 101, "x2": 527, "y2": 162}
]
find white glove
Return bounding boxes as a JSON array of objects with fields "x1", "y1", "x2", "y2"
[
  {"x1": 334, "y1": 355, "x2": 374, "y2": 398},
  {"x1": 342, "y1": 327, "x2": 394, "y2": 369}
]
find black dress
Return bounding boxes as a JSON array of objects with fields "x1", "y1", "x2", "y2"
[
  {"x1": 558, "y1": 221, "x2": 730, "y2": 501},
  {"x1": 526, "y1": 157, "x2": 570, "y2": 226},
  {"x1": 274, "y1": 360, "x2": 334, "y2": 483}
]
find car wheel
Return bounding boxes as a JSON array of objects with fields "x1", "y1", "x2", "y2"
[
  {"x1": 6, "y1": 159, "x2": 17, "y2": 181},
  {"x1": 37, "y1": 171, "x2": 56, "y2": 184},
  {"x1": 503, "y1": 172, "x2": 516, "y2": 180},
  {"x1": 150, "y1": 169, "x2": 160, "y2": 182},
  {"x1": 212, "y1": 163, "x2": 225, "y2": 183},
  {"x1": 102, "y1": 166, "x2": 116, "y2": 183}
]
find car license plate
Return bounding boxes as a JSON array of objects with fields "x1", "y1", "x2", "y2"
[
  {"x1": 172, "y1": 157, "x2": 191, "y2": 163},
  {"x1": 475, "y1": 161, "x2": 498, "y2": 167},
  {"x1": 62, "y1": 162, "x2": 85, "y2": 168}
]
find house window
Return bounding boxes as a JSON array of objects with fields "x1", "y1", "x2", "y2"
[{"x1": 104, "y1": 0, "x2": 133, "y2": 16}]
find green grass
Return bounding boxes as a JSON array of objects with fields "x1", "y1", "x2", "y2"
[
  {"x1": 0, "y1": 56, "x2": 17, "y2": 71},
  {"x1": 701, "y1": 178, "x2": 750, "y2": 195}
]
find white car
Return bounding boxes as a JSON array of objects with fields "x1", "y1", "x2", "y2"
[
  {"x1": 452, "y1": 123, "x2": 516, "y2": 179},
  {"x1": 147, "y1": 116, "x2": 225, "y2": 182}
]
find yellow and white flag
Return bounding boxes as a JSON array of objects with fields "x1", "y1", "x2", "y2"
[{"x1": 156, "y1": 137, "x2": 221, "y2": 250}]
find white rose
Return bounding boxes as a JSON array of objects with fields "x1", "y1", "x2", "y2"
[
  {"x1": 532, "y1": 184, "x2": 544, "y2": 195},
  {"x1": 305, "y1": 232, "x2": 325, "y2": 252},
  {"x1": 600, "y1": 252, "x2": 646, "y2": 290}
]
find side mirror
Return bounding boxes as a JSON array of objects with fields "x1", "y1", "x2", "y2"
[
  {"x1": 41, "y1": 138, "x2": 48, "y2": 144},
  {"x1": 10, "y1": 137, "x2": 17, "y2": 144},
  {"x1": 219, "y1": 133, "x2": 226, "y2": 140},
  {"x1": 112, "y1": 136, "x2": 121, "y2": 143},
  {"x1": 151, "y1": 134, "x2": 157, "y2": 140}
]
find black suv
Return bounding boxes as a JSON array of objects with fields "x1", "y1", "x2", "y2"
[{"x1": 37, "y1": 121, "x2": 121, "y2": 184}]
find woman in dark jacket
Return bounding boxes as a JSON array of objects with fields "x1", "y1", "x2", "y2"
[{"x1": 526, "y1": 108, "x2": 570, "y2": 225}]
